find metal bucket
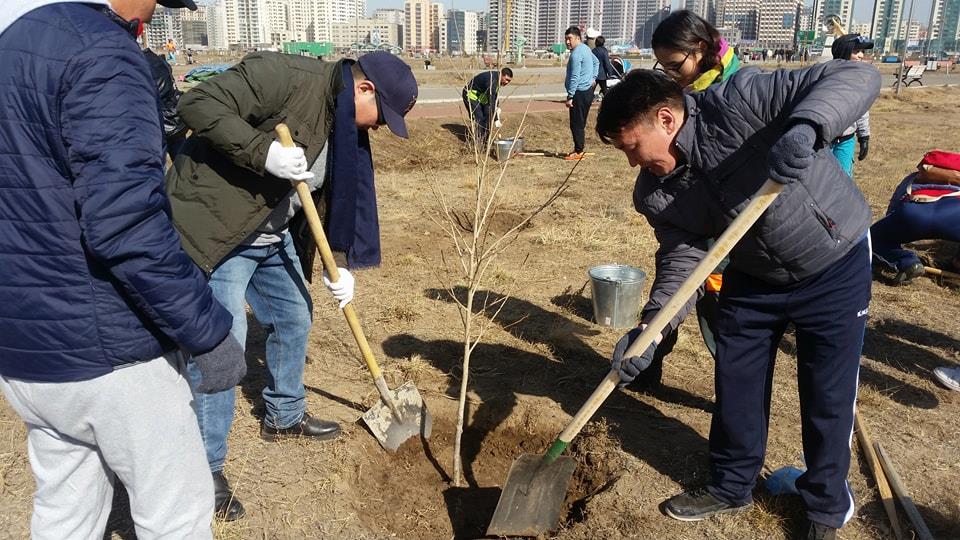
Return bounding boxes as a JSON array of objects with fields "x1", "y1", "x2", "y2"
[
  {"x1": 495, "y1": 137, "x2": 524, "y2": 161},
  {"x1": 588, "y1": 264, "x2": 647, "y2": 328}
]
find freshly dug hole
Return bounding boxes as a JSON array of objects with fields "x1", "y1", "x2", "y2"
[{"x1": 349, "y1": 410, "x2": 618, "y2": 538}]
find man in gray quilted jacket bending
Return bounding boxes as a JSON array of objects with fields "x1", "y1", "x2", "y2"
[{"x1": 597, "y1": 62, "x2": 880, "y2": 540}]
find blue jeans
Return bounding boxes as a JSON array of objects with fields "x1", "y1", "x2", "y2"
[{"x1": 186, "y1": 233, "x2": 313, "y2": 471}]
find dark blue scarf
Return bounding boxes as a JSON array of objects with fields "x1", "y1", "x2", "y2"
[{"x1": 326, "y1": 63, "x2": 380, "y2": 268}]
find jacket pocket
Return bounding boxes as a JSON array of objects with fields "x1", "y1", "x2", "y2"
[{"x1": 809, "y1": 202, "x2": 840, "y2": 241}]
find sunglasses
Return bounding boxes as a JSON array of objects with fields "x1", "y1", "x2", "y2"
[{"x1": 652, "y1": 50, "x2": 692, "y2": 77}]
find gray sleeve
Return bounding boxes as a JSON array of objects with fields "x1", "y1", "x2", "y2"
[
  {"x1": 639, "y1": 220, "x2": 707, "y2": 333},
  {"x1": 726, "y1": 62, "x2": 881, "y2": 146},
  {"x1": 855, "y1": 111, "x2": 870, "y2": 139},
  {"x1": 784, "y1": 61, "x2": 880, "y2": 144}
]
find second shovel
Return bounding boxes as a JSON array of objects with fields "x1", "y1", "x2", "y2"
[{"x1": 276, "y1": 124, "x2": 431, "y2": 451}]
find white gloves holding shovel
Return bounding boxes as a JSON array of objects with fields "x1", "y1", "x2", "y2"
[
  {"x1": 266, "y1": 137, "x2": 353, "y2": 308},
  {"x1": 265, "y1": 141, "x2": 315, "y2": 181},
  {"x1": 323, "y1": 268, "x2": 354, "y2": 308},
  {"x1": 494, "y1": 107, "x2": 503, "y2": 129}
]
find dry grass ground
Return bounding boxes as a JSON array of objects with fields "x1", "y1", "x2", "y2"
[{"x1": 2, "y1": 87, "x2": 960, "y2": 540}]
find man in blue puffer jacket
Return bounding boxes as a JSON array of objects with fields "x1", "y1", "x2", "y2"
[{"x1": 0, "y1": 0, "x2": 246, "y2": 537}]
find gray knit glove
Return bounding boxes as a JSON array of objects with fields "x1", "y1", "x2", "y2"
[
  {"x1": 193, "y1": 334, "x2": 247, "y2": 394},
  {"x1": 611, "y1": 327, "x2": 658, "y2": 387},
  {"x1": 769, "y1": 122, "x2": 818, "y2": 185}
]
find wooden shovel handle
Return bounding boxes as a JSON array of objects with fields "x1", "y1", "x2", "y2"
[
  {"x1": 556, "y1": 179, "x2": 784, "y2": 445},
  {"x1": 275, "y1": 124, "x2": 385, "y2": 383},
  {"x1": 875, "y1": 442, "x2": 934, "y2": 540},
  {"x1": 855, "y1": 411, "x2": 905, "y2": 540},
  {"x1": 924, "y1": 265, "x2": 960, "y2": 281}
]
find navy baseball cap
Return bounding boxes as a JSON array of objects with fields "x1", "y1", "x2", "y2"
[
  {"x1": 357, "y1": 51, "x2": 418, "y2": 139},
  {"x1": 158, "y1": 0, "x2": 198, "y2": 10}
]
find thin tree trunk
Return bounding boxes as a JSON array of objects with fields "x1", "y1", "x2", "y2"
[{"x1": 452, "y1": 289, "x2": 474, "y2": 487}]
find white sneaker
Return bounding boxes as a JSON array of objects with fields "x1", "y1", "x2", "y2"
[{"x1": 933, "y1": 366, "x2": 960, "y2": 392}]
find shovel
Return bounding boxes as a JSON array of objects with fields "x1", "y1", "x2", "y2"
[
  {"x1": 487, "y1": 179, "x2": 784, "y2": 536},
  {"x1": 276, "y1": 124, "x2": 432, "y2": 451}
]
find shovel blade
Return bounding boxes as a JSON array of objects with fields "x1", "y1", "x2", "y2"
[
  {"x1": 486, "y1": 453, "x2": 577, "y2": 537},
  {"x1": 361, "y1": 380, "x2": 432, "y2": 451}
]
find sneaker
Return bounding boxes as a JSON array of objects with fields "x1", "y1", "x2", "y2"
[
  {"x1": 893, "y1": 261, "x2": 924, "y2": 284},
  {"x1": 563, "y1": 152, "x2": 585, "y2": 161},
  {"x1": 934, "y1": 366, "x2": 960, "y2": 392},
  {"x1": 806, "y1": 520, "x2": 837, "y2": 540},
  {"x1": 662, "y1": 487, "x2": 753, "y2": 521}
]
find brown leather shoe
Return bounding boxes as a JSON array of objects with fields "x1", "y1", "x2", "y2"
[
  {"x1": 212, "y1": 470, "x2": 245, "y2": 522},
  {"x1": 260, "y1": 412, "x2": 341, "y2": 442}
]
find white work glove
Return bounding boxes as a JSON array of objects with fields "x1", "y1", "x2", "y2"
[
  {"x1": 494, "y1": 107, "x2": 503, "y2": 128},
  {"x1": 264, "y1": 140, "x2": 314, "y2": 181},
  {"x1": 322, "y1": 268, "x2": 354, "y2": 308}
]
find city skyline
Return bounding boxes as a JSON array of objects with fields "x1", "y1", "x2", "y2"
[
  {"x1": 192, "y1": 0, "x2": 938, "y2": 29},
  {"x1": 359, "y1": 0, "x2": 936, "y2": 26}
]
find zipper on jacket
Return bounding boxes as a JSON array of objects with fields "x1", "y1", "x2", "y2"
[{"x1": 809, "y1": 202, "x2": 840, "y2": 242}]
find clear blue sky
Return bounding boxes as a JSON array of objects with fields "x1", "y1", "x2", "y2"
[{"x1": 364, "y1": 0, "x2": 935, "y2": 27}]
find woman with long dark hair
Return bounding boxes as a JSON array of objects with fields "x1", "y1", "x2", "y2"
[{"x1": 651, "y1": 10, "x2": 739, "y2": 91}]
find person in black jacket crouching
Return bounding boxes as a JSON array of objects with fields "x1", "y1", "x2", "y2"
[{"x1": 596, "y1": 62, "x2": 880, "y2": 539}]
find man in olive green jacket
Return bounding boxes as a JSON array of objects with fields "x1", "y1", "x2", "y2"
[{"x1": 167, "y1": 51, "x2": 417, "y2": 521}]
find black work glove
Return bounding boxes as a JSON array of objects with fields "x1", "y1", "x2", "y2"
[
  {"x1": 193, "y1": 334, "x2": 247, "y2": 394},
  {"x1": 768, "y1": 122, "x2": 818, "y2": 185},
  {"x1": 611, "y1": 326, "x2": 658, "y2": 387},
  {"x1": 857, "y1": 136, "x2": 869, "y2": 161}
]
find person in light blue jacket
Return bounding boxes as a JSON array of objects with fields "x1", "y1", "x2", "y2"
[{"x1": 563, "y1": 26, "x2": 599, "y2": 160}]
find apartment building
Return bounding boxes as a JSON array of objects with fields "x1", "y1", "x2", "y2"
[
  {"x1": 756, "y1": 0, "x2": 803, "y2": 49},
  {"x1": 870, "y1": 0, "x2": 903, "y2": 52},
  {"x1": 447, "y1": 9, "x2": 480, "y2": 54},
  {"x1": 716, "y1": 0, "x2": 760, "y2": 42},
  {"x1": 405, "y1": 0, "x2": 433, "y2": 52},
  {"x1": 487, "y1": 0, "x2": 537, "y2": 52},
  {"x1": 330, "y1": 18, "x2": 400, "y2": 48}
]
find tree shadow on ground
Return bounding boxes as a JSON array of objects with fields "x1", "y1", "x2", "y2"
[
  {"x1": 859, "y1": 317, "x2": 958, "y2": 409},
  {"x1": 853, "y1": 453, "x2": 960, "y2": 538},
  {"x1": 381, "y1": 287, "x2": 714, "y2": 491},
  {"x1": 441, "y1": 123, "x2": 468, "y2": 143},
  {"x1": 550, "y1": 283, "x2": 594, "y2": 323},
  {"x1": 913, "y1": 503, "x2": 960, "y2": 538},
  {"x1": 777, "y1": 321, "x2": 940, "y2": 410}
]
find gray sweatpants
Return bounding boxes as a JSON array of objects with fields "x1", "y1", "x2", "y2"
[{"x1": 0, "y1": 353, "x2": 214, "y2": 540}]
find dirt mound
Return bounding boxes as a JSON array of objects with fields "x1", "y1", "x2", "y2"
[{"x1": 348, "y1": 408, "x2": 620, "y2": 538}]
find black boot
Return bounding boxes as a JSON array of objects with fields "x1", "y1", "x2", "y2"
[
  {"x1": 260, "y1": 412, "x2": 341, "y2": 442},
  {"x1": 213, "y1": 470, "x2": 245, "y2": 521}
]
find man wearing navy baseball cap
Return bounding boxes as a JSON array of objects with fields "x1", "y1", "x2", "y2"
[{"x1": 166, "y1": 50, "x2": 417, "y2": 521}]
